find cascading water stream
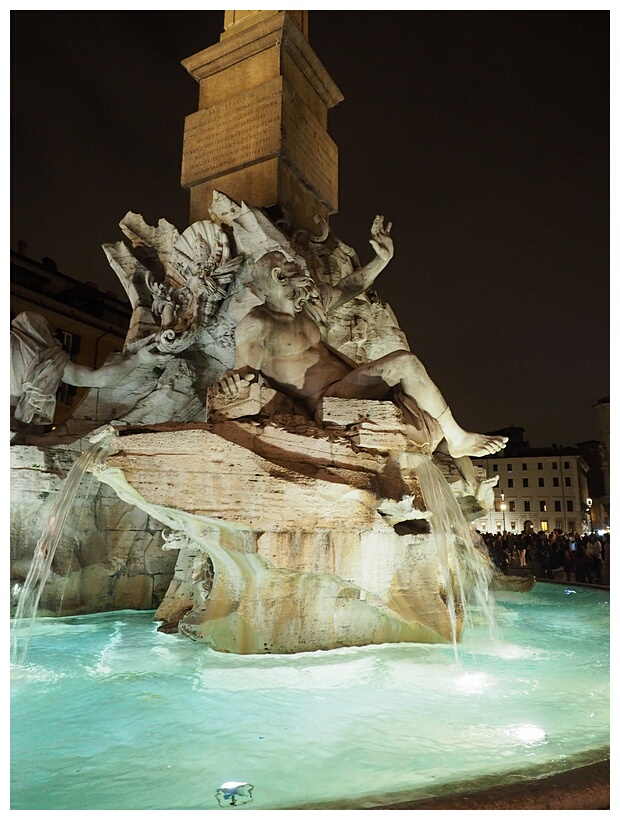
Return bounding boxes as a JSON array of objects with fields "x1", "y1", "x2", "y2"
[
  {"x1": 10, "y1": 427, "x2": 117, "y2": 666},
  {"x1": 408, "y1": 453, "x2": 497, "y2": 658}
]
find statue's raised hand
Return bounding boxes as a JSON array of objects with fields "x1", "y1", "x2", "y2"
[{"x1": 369, "y1": 215, "x2": 393, "y2": 263}]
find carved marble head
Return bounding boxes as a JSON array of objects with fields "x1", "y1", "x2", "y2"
[{"x1": 255, "y1": 251, "x2": 320, "y2": 314}]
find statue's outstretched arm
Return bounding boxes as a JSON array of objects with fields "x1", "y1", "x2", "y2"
[
  {"x1": 62, "y1": 338, "x2": 170, "y2": 388},
  {"x1": 329, "y1": 216, "x2": 393, "y2": 310}
]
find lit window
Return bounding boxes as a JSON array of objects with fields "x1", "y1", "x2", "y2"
[
  {"x1": 539, "y1": 501, "x2": 547, "y2": 512},
  {"x1": 523, "y1": 478, "x2": 529, "y2": 488},
  {"x1": 538, "y1": 478, "x2": 545, "y2": 487},
  {"x1": 541, "y1": 521, "x2": 548, "y2": 532}
]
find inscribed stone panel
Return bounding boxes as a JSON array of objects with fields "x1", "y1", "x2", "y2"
[{"x1": 182, "y1": 78, "x2": 283, "y2": 188}]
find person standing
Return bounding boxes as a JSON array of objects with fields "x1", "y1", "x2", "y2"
[{"x1": 586, "y1": 534, "x2": 603, "y2": 584}]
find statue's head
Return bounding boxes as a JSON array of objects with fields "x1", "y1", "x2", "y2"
[{"x1": 255, "y1": 251, "x2": 320, "y2": 314}]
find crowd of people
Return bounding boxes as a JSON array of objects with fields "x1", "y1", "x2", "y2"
[{"x1": 480, "y1": 529, "x2": 608, "y2": 585}]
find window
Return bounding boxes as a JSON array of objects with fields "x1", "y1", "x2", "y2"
[
  {"x1": 537, "y1": 462, "x2": 543, "y2": 470},
  {"x1": 57, "y1": 383, "x2": 75, "y2": 405},
  {"x1": 507, "y1": 463, "x2": 512, "y2": 472},
  {"x1": 509, "y1": 501, "x2": 516, "y2": 512},
  {"x1": 554, "y1": 501, "x2": 562, "y2": 512},
  {"x1": 55, "y1": 328, "x2": 81, "y2": 356},
  {"x1": 538, "y1": 478, "x2": 545, "y2": 487},
  {"x1": 564, "y1": 461, "x2": 570, "y2": 470},
  {"x1": 56, "y1": 329, "x2": 74, "y2": 353},
  {"x1": 496, "y1": 523, "x2": 502, "y2": 531},
  {"x1": 492, "y1": 463, "x2": 498, "y2": 472},
  {"x1": 568, "y1": 520, "x2": 575, "y2": 531},
  {"x1": 54, "y1": 328, "x2": 80, "y2": 408},
  {"x1": 539, "y1": 501, "x2": 547, "y2": 512},
  {"x1": 565, "y1": 477, "x2": 572, "y2": 487},
  {"x1": 541, "y1": 521, "x2": 548, "y2": 532},
  {"x1": 552, "y1": 462, "x2": 558, "y2": 470},
  {"x1": 524, "y1": 501, "x2": 531, "y2": 512},
  {"x1": 566, "y1": 500, "x2": 574, "y2": 512},
  {"x1": 510, "y1": 521, "x2": 517, "y2": 530},
  {"x1": 522, "y1": 463, "x2": 528, "y2": 470},
  {"x1": 555, "y1": 520, "x2": 563, "y2": 530},
  {"x1": 507, "y1": 478, "x2": 514, "y2": 488},
  {"x1": 522, "y1": 478, "x2": 529, "y2": 488},
  {"x1": 553, "y1": 477, "x2": 560, "y2": 487}
]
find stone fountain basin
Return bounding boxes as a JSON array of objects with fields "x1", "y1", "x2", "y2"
[{"x1": 10, "y1": 583, "x2": 609, "y2": 810}]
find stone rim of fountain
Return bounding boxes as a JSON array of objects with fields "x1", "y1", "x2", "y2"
[{"x1": 369, "y1": 759, "x2": 610, "y2": 811}]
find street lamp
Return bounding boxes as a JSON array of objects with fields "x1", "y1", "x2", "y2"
[
  {"x1": 500, "y1": 492, "x2": 507, "y2": 532},
  {"x1": 586, "y1": 497, "x2": 593, "y2": 533}
]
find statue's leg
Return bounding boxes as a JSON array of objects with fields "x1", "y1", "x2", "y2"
[
  {"x1": 323, "y1": 350, "x2": 450, "y2": 410},
  {"x1": 324, "y1": 351, "x2": 507, "y2": 459}
]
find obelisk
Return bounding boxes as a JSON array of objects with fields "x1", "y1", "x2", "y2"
[{"x1": 180, "y1": 10, "x2": 343, "y2": 234}]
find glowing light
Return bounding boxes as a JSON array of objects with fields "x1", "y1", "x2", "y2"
[
  {"x1": 455, "y1": 671, "x2": 491, "y2": 694},
  {"x1": 510, "y1": 725, "x2": 547, "y2": 745}
]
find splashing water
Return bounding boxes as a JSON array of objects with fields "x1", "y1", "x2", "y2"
[
  {"x1": 409, "y1": 454, "x2": 497, "y2": 657},
  {"x1": 10, "y1": 428, "x2": 117, "y2": 666}
]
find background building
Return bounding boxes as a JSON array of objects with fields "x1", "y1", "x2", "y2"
[
  {"x1": 472, "y1": 426, "x2": 602, "y2": 535},
  {"x1": 11, "y1": 248, "x2": 131, "y2": 424}
]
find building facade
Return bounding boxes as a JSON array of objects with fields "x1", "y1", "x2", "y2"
[{"x1": 472, "y1": 428, "x2": 593, "y2": 535}]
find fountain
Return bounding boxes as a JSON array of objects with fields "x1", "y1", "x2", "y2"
[{"x1": 10, "y1": 11, "x2": 609, "y2": 810}]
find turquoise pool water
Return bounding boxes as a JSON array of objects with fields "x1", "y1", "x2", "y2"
[{"x1": 10, "y1": 583, "x2": 609, "y2": 810}]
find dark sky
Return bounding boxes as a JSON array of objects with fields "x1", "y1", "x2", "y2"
[{"x1": 11, "y1": 11, "x2": 609, "y2": 448}]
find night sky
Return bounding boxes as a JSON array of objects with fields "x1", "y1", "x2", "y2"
[{"x1": 10, "y1": 10, "x2": 610, "y2": 448}]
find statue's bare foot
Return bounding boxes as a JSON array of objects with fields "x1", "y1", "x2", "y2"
[{"x1": 447, "y1": 432, "x2": 508, "y2": 459}]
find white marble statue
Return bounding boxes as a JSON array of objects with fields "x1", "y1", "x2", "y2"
[
  {"x1": 10, "y1": 311, "x2": 168, "y2": 428},
  {"x1": 216, "y1": 216, "x2": 508, "y2": 460},
  {"x1": 11, "y1": 195, "x2": 517, "y2": 652}
]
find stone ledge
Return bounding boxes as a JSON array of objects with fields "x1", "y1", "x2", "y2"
[{"x1": 369, "y1": 759, "x2": 610, "y2": 811}]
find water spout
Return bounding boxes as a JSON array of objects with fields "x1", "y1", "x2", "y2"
[
  {"x1": 406, "y1": 453, "x2": 497, "y2": 658},
  {"x1": 10, "y1": 426, "x2": 118, "y2": 666}
]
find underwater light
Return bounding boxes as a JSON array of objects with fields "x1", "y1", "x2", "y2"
[
  {"x1": 215, "y1": 781, "x2": 254, "y2": 807},
  {"x1": 514, "y1": 725, "x2": 547, "y2": 744}
]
